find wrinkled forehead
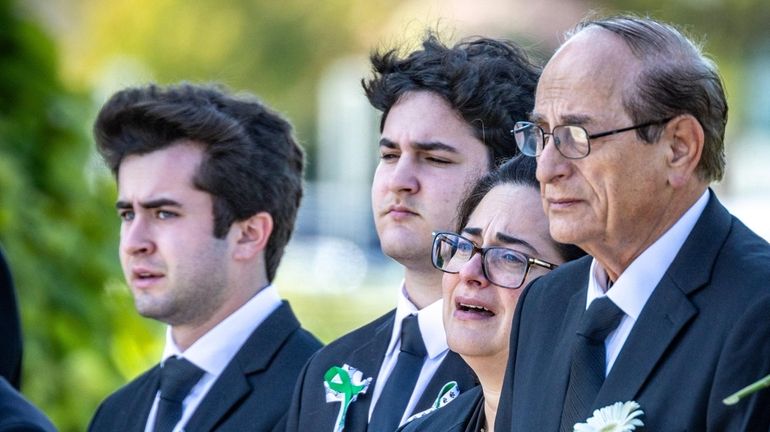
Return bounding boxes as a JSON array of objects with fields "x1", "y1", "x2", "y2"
[
  {"x1": 554, "y1": 27, "x2": 639, "y2": 74},
  {"x1": 534, "y1": 28, "x2": 640, "y2": 122}
]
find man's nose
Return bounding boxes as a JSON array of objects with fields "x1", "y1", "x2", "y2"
[
  {"x1": 121, "y1": 216, "x2": 155, "y2": 256},
  {"x1": 388, "y1": 158, "x2": 420, "y2": 193},
  {"x1": 536, "y1": 136, "x2": 571, "y2": 185}
]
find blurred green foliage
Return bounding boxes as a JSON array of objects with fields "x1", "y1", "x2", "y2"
[
  {"x1": 285, "y1": 291, "x2": 393, "y2": 347},
  {"x1": 0, "y1": 1, "x2": 163, "y2": 430},
  {"x1": 0, "y1": 1, "x2": 166, "y2": 430}
]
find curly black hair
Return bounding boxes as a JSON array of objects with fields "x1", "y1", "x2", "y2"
[{"x1": 363, "y1": 32, "x2": 541, "y2": 167}]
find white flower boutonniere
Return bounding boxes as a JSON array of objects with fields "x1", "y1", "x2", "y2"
[
  {"x1": 573, "y1": 401, "x2": 644, "y2": 432},
  {"x1": 324, "y1": 364, "x2": 372, "y2": 432}
]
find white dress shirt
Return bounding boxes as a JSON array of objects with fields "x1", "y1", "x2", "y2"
[
  {"x1": 367, "y1": 282, "x2": 449, "y2": 427},
  {"x1": 143, "y1": 284, "x2": 282, "y2": 432},
  {"x1": 586, "y1": 190, "x2": 709, "y2": 375}
]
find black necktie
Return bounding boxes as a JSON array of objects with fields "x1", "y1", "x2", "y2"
[
  {"x1": 369, "y1": 314, "x2": 427, "y2": 432},
  {"x1": 559, "y1": 296, "x2": 625, "y2": 432},
  {"x1": 153, "y1": 356, "x2": 204, "y2": 432}
]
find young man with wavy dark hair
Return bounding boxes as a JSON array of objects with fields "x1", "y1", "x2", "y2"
[
  {"x1": 88, "y1": 83, "x2": 321, "y2": 432},
  {"x1": 287, "y1": 33, "x2": 540, "y2": 432}
]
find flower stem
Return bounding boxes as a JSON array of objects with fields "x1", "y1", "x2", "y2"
[{"x1": 723, "y1": 374, "x2": 770, "y2": 406}]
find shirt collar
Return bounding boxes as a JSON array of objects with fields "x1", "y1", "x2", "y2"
[
  {"x1": 588, "y1": 189, "x2": 710, "y2": 317},
  {"x1": 161, "y1": 284, "x2": 282, "y2": 375},
  {"x1": 387, "y1": 281, "x2": 448, "y2": 360}
]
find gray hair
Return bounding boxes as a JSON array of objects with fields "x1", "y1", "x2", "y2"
[{"x1": 567, "y1": 16, "x2": 727, "y2": 182}]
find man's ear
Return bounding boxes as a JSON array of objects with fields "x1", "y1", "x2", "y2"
[
  {"x1": 232, "y1": 212, "x2": 273, "y2": 261},
  {"x1": 665, "y1": 114, "x2": 704, "y2": 188}
]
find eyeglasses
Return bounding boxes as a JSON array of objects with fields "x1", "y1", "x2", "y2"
[
  {"x1": 431, "y1": 231, "x2": 558, "y2": 289},
  {"x1": 511, "y1": 118, "x2": 672, "y2": 159}
]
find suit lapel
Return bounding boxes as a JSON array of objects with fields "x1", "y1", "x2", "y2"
[
  {"x1": 185, "y1": 302, "x2": 300, "y2": 432},
  {"x1": 185, "y1": 365, "x2": 251, "y2": 432},
  {"x1": 121, "y1": 367, "x2": 161, "y2": 432},
  {"x1": 539, "y1": 289, "x2": 586, "y2": 432},
  {"x1": 334, "y1": 313, "x2": 395, "y2": 432},
  {"x1": 595, "y1": 192, "x2": 730, "y2": 409},
  {"x1": 596, "y1": 275, "x2": 696, "y2": 408}
]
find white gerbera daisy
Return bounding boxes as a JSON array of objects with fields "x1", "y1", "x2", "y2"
[{"x1": 573, "y1": 401, "x2": 644, "y2": 432}]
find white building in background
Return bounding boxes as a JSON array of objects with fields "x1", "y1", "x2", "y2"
[
  {"x1": 722, "y1": 44, "x2": 770, "y2": 241},
  {"x1": 282, "y1": 57, "x2": 402, "y2": 293},
  {"x1": 314, "y1": 57, "x2": 379, "y2": 248}
]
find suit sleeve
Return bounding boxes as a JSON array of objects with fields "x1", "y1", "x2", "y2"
[
  {"x1": 494, "y1": 277, "x2": 537, "y2": 432},
  {"x1": 284, "y1": 352, "x2": 316, "y2": 432},
  {"x1": 0, "y1": 378, "x2": 57, "y2": 432},
  {"x1": 0, "y1": 248, "x2": 22, "y2": 389},
  {"x1": 0, "y1": 424, "x2": 56, "y2": 432},
  {"x1": 709, "y1": 294, "x2": 770, "y2": 431},
  {"x1": 86, "y1": 401, "x2": 105, "y2": 432}
]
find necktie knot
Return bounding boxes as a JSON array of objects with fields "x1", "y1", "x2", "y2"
[
  {"x1": 400, "y1": 314, "x2": 427, "y2": 357},
  {"x1": 577, "y1": 296, "x2": 625, "y2": 342},
  {"x1": 159, "y1": 356, "x2": 204, "y2": 403}
]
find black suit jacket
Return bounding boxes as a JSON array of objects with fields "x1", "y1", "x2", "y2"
[
  {"x1": 497, "y1": 193, "x2": 770, "y2": 432},
  {"x1": 88, "y1": 302, "x2": 321, "y2": 432},
  {"x1": 0, "y1": 247, "x2": 22, "y2": 389},
  {"x1": 398, "y1": 386, "x2": 484, "y2": 432},
  {"x1": 0, "y1": 377, "x2": 56, "y2": 432},
  {"x1": 286, "y1": 309, "x2": 478, "y2": 432}
]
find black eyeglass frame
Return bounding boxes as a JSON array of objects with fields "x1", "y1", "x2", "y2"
[
  {"x1": 511, "y1": 117, "x2": 673, "y2": 159},
  {"x1": 431, "y1": 231, "x2": 558, "y2": 289}
]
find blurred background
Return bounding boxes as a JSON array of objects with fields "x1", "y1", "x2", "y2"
[{"x1": 1, "y1": 0, "x2": 769, "y2": 429}]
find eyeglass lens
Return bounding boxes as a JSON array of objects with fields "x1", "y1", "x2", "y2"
[
  {"x1": 432, "y1": 233, "x2": 528, "y2": 288},
  {"x1": 513, "y1": 122, "x2": 590, "y2": 158}
]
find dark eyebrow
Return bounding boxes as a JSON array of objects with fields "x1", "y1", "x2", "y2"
[
  {"x1": 497, "y1": 232, "x2": 538, "y2": 255},
  {"x1": 412, "y1": 141, "x2": 458, "y2": 153},
  {"x1": 529, "y1": 112, "x2": 545, "y2": 124},
  {"x1": 115, "y1": 198, "x2": 182, "y2": 210},
  {"x1": 560, "y1": 114, "x2": 593, "y2": 127},
  {"x1": 379, "y1": 138, "x2": 398, "y2": 149},
  {"x1": 528, "y1": 113, "x2": 594, "y2": 128},
  {"x1": 462, "y1": 227, "x2": 540, "y2": 255},
  {"x1": 462, "y1": 227, "x2": 482, "y2": 237},
  {"x1": 379, "y1": 138, "x2": 458, "y2": 154}
]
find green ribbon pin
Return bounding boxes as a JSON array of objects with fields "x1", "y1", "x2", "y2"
[
  {"x1": 432, "y1": 381, "x2": 460, "y2": 409},
  {"x1": 404, "y1": 381, "x2": 461, "y2": 424},
  {"x1": 324, "y1": 364, "x2": 372, "y2": 432}
]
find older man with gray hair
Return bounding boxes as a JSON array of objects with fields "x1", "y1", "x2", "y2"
[{"x1": 498, "y1": 15, "x2": 770, "y2": 431}]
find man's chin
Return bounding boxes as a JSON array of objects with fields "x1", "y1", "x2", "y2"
[
  {"x1": 134, "y1": 297, "x2": 172, "y2": 321},
  {"x1": 381, "y1": 243, "x2": 431, "y2": 265},
  {"x1": 549, "y1": 220, "x2": 590, "y2": 246}
]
